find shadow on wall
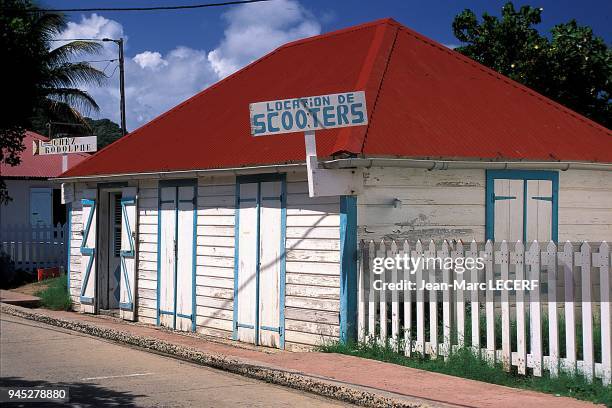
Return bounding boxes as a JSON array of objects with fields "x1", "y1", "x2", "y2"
[{"x1": 0, "y1": 377, "x2": 144, "y2": 407}]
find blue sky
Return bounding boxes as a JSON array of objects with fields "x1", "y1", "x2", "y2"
[{"x1": 42, "y1": 0, "x2": 611, "y2": 130}]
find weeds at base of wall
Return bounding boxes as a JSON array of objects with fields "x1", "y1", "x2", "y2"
[
  {"x1": 36, "y1": 276, "x2": 72, "y2": 311},
  {"x1": 318, "y1": 338, "x2": 611, "y2": 406}
]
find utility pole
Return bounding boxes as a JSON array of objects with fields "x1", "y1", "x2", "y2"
[
  {"x1": 118, "y1": 38, "x2": 127, "y2": 136},
  {"x1": 103, "y1": 37, "x2": 127, "y2": 136}
]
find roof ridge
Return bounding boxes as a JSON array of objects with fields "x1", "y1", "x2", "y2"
[
  {"x1": 357, "y1": 25, "x2": 400, "y2": 154},
  {"x1": 61, "y1": 18, "x2": 400, "y2": 177},
  {"x1": 395, "y1": 26, "x2": 612, "y2": 136}
]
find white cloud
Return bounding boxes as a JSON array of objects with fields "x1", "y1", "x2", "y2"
[
  {"x1": 56, "y1": 1, "x2": 320, "y2": 130},
  {"x1": 133, "y1": 51, "x2": 167, "y2": 70},
  {"x1": 207, "y1": 0, "x2": 321, "y2": 78}
]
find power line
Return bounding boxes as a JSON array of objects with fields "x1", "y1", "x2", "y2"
[
  {"x1": 77, "y1": 59, "x2": 119, "y2": 63},
  {"x1": 3, "y1": 0, "x2": 272, "y2": 13}
]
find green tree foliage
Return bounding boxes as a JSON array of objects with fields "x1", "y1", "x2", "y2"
[
  {"x1": 453, "y1": 2, "x2": 611, "y2": 128},
  {"x1": 85, "y1": 118, "x2": 123, "y2": 149},
  {"x1": 1, "y1": 0, "x2": 105, "y2": 203},
  {"x1": 1, "y1": 0, "x2": 45, "y2": 204}
]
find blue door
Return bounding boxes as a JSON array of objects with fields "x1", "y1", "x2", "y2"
[{"x1": 30, "y1": 188, "x2": 53, "y2": 226}]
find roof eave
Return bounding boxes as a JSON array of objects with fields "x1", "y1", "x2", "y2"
[{"x1": 322, "y1": 157, "x2": 612, "y2": 171}]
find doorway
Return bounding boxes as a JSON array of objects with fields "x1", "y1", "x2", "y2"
[
  {"x1": 234, "y1": 175, "x2": 286, "y2": 348},
  {"x1": 157, "y1": 180, "x2": 197, "y2": 331},
  {"x1": 97, "y1": 191, "x2": 122, "y2": 314}
]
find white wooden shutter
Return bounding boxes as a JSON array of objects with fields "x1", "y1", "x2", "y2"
[
  {"x1": 120, "y1": 187, "x2": 138, "y2": 321},
  {"x1": 158, "y1": 186, "x2": 177, "y2": 328},
  {"x1": 258, "y1": 181, "x2": 283, "y2": 348},
  {"x1": 79, "y1": 189, "x2": 97, "y2": 313},
  {"x1": 526, "y1": 180, "x2": 553, "y2": 242},
  {"x1": 175, "y1": 186, "x2": 195, "y2": 331},
  {"x1": 236, "y1": 182, "x2": 258, "y2": 344},
  {"x1": 493, "y1": 179, "x2": 524, "y2": 242}
]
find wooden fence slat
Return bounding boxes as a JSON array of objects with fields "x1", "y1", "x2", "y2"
[
  {"x1": 528, "y1": 241, "x2": 543, "y2": 376},
  {"x1": 441, "y1": 240, "x2": 452, "y2": 357},
  {"x1": 427, "y1": 240, "x2": 438, "y2": 358},
  {"x1": 578, "y1": 242, "x2": 594, "y2": 381},
  {"x1": 378, "y1": 240, "x2": 387, "y2": 343},
  {"x1": 358, "y1": 241, "x2": 366, "y2": 341},
  {"x1": 454, "y1": 241, "x2": 465, "y2": 349},
  {"x1": 515, "y1": 241, "x2": 527, "y2": 375},
  {"x1": 561, "y1": 241, "x2": 577, "y2": 373},
  {"x1": 500, "y1": 241, "x2": 511, "y2": 370},
  {"x1": 483, "y1": 240, "x2": 495, "y2": 362},
  {"x1": 596, "y1": 242, "x2": 611, "y2": 386},
  {"x1": 390, "y1": 240, "x2": 400, "y2": 349},
  {"x1": 368, "y1": 241, "x2": 376, "y2": 337},
  {"x1": 546, "y1": 241, "x2": 559, "y2": 378},
  {"x1": 402, "y1": 240, "x2": 412, "y2": 356},
  {"x1": 415, "y1": 240, "x2": 425, "y2": 354}
]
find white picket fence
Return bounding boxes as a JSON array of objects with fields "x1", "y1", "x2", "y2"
[
  {"x1": 0, "y1": 223, "x2": 68, "y2": 271},
  {"x1": 358, "y1": 240, "x2": 611, "y2": 385}
]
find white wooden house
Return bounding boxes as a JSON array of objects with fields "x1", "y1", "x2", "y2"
[{"x1": 57, "y1": 19, "x2": 612, "y2": 351}]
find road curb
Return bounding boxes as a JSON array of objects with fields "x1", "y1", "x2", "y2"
[{"x1": 1, "y1": 304, "x2": 438, "y2": 408}]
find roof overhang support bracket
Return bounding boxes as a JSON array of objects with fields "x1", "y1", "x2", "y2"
[{"x1": 305, "y1": 130, "x2": 362, "y2": 197}]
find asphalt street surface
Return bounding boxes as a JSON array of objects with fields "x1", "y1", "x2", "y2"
[{"x1": 0, "y1": 314, "x2": 351, "y2": 407}]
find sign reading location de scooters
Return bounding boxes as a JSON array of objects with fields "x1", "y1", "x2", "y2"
[
  {"x1": 33, "y1": 136, "x2": 97, "y2": 155},
  {"x1": 249, "y1": 91, "x2": 368, "y2": 136}
]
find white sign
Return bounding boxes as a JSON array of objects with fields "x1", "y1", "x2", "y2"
[
  {"x1": 249, "y1": 91, "x2": 368, "y2": 136},
  {"x1": 33, "y1": 136, "x2": 97, "y2": 155}
]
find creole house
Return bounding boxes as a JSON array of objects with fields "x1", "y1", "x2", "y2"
[{"x1": 57, "y1": 18, "x2": 612, "y2": 351}]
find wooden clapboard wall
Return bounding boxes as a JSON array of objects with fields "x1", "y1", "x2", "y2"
[
  {"x1": 359, "y1": 167, "x2": 612, "y2": 243},
  {"x1": 195, "y1": 176, "x2": 236, "y2": 339},
  {"x1": 359, "y1": 168, "x2": 487, "y2": 242},
  {"x1": 136, "y1": 180, "x2": 159, "y2": 324},
  {"x1": 284, "y1": 172, "x2": 341, "y2": 351},
  {"x1": 558, "y1": 170, "x2": 612, "y2": 242}
]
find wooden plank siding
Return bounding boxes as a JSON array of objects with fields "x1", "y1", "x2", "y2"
[
  {"x1": 358, "y1": 168, "x2": 487, "y2": 242},
  {"x1": 358, "y1": 167, "x2": 612, "y2": 243},
  {"x1": 284, "y1": 173, "x2": 341, "y2": 351},
  {"x1": 136, "y1": 180, "x2": 158, "y2": 325},
  {"x1": 558, "y1": 170, "x2": 612, "y2": 242},
  {"x1": 195, "y1": 176, "x2": 236, "y2": 339}
]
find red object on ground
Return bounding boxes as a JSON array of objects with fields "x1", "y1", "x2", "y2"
[
  {"x1": 61, "y1": 18, "x2": 612, "y2": 179},
  {"x1": 37, "y1": 267, "x2": 60, "y2": 281}
]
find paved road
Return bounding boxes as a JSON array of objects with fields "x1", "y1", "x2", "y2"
[{"x1": 0, "y1": 315, "x2": 351, "y2": 407}]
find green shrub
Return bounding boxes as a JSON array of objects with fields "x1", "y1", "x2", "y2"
[{"x1": 36, "y1": 276, "x2": 71, "y2": 311}]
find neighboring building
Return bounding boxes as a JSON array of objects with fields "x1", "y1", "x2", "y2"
[
  {"x1": 57, "y1": 19, "x2": 612, "y2": 350},
  {"x1": 0, "y1": 131, "x2": 88, "y2": 228}
]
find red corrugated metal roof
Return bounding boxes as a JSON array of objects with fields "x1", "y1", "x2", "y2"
[
  {"x1": 62, "y1": 18, "x2": 612, "y2": 178},
  {"x1": 1, "y1": 131, "x2": 89, "y2": 178}
]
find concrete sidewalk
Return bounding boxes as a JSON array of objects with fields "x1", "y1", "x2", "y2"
[
  {"x1": 0, "y1": 290, "x2": 40, "y2": 308},
  {"x1": 0, "y1": 304, "x2": 601, "y2": 408}
]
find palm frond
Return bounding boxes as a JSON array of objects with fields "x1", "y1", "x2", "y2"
[
  {"x1": 47, "y1": 41, "x2": 104, "y2": 66},
  {"x1": 43, "y1": 88, "x2": 100, "y2": 114},
  {"x1": 32, "y1": 12, "x2": 66, "y2": 42},
  {"x1": 46, "y1": 62, "x2": 107, "y2": 89}
]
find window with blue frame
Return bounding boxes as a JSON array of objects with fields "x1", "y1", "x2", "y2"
[{"x1": 485, "y1": 170, "x2": 559, "y2": 242}]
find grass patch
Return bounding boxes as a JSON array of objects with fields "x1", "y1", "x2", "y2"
[
  {"x1": 318, "y1": 338, "x2": 611, "y2": 405},
  {"x1": 36, "y1": 276, "x2": 72, "y2": 311}
]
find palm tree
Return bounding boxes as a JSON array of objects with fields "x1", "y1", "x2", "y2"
[{"x1": 33, "y1": 11, "x2": 107, "y2": 127}]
